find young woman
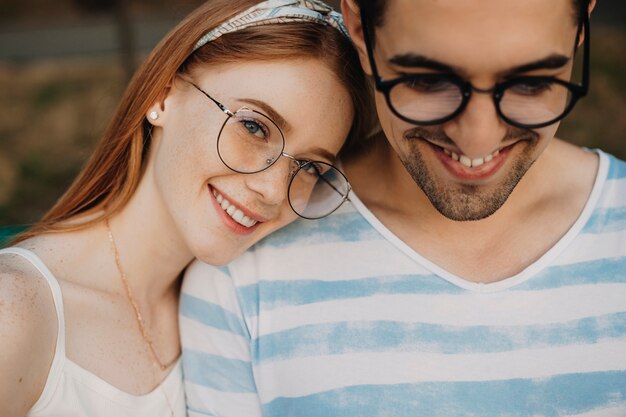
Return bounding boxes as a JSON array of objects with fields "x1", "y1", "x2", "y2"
[{"x1": 0, "y1": 1, "x2": 374, "y2": 416}]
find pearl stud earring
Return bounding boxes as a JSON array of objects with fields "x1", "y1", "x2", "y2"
[{"x1": 149, "y1": 111, "x2": 159, "y2": 120}]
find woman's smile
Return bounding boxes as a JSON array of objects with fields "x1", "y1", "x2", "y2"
[{"x1": 208, "y1": 185, "x2": 265, "y2": 235}]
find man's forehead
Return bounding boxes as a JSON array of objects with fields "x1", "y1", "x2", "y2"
[
  {"x1": 383, "y1": 0, "x2": 574, "y2": 20},
  {"x1": 375, "y1": 0, "x2": 577, "y2": 74},
  {"x1": 378, "y1": 0, "x2": 575, "y2": 41}
]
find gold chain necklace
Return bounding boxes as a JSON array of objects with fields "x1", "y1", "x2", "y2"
[
  {"x1": 106, "y1": 218, "x2": 177, "y2": 370},
  {"x1": 105, "y1": 218, "x2": 177, "y2": 416}
]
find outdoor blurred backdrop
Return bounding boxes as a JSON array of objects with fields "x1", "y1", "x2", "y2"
[{"x1": 0, "y1": 0, "x2": 625, "y2": 234}]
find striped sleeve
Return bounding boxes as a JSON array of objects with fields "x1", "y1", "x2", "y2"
[{"x1": 180, "y1": 261, "x2": 263, "y2": 417}]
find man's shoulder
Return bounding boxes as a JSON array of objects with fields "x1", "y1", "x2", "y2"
[
  {"x1": 603, "y1": 151, "x2": 626, "y2": 181},
  {"x1": 595, "y1": 150, "x2": 626, "y2": 207},
  {"x1": 221, "y1": 201, "x2": 389, "y2": 288},
  {"x1": 249, "y1": 202, "x2": 378, "y2": 251}
]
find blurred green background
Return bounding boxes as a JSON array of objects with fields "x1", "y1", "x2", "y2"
[{"x1": 0, "y1": 0, "x2": 625, "y2": 233}]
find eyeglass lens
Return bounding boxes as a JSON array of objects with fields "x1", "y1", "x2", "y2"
[
  {"x1": 217, "y1": 109, "x2": 349, "y2": 219},
  {"x1": 389, "y1": 77, "x2": 574, "y2": 127},
  {"x1": 217, "y1": 109, "x2": 284, "y2": 174},
  {"x1": 288, "y1": 161, "x2": 350, "y2": 220}
]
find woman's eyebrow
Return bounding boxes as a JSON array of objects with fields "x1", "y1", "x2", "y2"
[
  {"x1": 236, "y1": 98, "x2": 335, "y2": 162},
  {"x1": 237, "y1": 98, "x2": 290, "y2": 133},
  {"x1": 307, "y1": 147, "x2": 336, "y2": 163}
]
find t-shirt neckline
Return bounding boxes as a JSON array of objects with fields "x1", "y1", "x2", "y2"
[{"x1": 346, "y1": 150, "x2": 609, "y2": 293}]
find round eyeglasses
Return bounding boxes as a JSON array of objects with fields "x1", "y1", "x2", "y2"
[
  {"x1": 359, "y1": 2, "x2": 590, "y2": 130},
  {"x1": 184, "y1": 80, "x2": 351, "y2": 220},
  {"x1": 376, "y1": 74, "x2": 586, "y2": 129}
]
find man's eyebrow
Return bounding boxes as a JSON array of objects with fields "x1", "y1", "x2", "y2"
[
  {"x1": 500, "y1": 54, "x2": 571, "y2": 77},
  {"x1": 389, "y1": 54, "x2": 462, "y2": 75},
  {"x1": 388, "y1": 53, "x2": 571, "y2": 78},
  {"x1": 237, "y1": 98, "x2": 290, "y2": 133}
]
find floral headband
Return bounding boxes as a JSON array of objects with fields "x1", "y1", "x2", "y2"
[{"x1": 193, "y1": 0, "x2": 348, "y2": 50}]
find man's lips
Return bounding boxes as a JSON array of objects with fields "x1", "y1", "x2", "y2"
[
  {"x1": 430, "y1": 142, "x2": 513, "y2": 181},
  {"x1": 442, "y1": 147, "x2": 500, "y2": 168}
]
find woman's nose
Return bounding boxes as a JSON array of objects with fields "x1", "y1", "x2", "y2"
[{"x1": 244, "y1": 157, "x2": 293, "y2": 206}]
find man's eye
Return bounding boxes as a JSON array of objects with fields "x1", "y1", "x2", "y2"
[
  {"x1": 509, "y1": 80, "x2": 554, "y2": 95},
  {"x1": 404, "y1": 77, "x2": 453, "y2": 93}
]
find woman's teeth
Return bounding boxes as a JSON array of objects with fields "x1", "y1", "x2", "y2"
[
  {"x1": 443, "y1": 148, "x2": 500, "y2": 168},
  {"x1": 212, "y1": 190, "x2": 258, "y2": 228}
]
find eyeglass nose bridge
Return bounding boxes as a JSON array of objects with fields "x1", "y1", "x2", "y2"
[
  {"x1": 461, "y1": 83, "x2": 504, "y2": 112},
  {"x1": 470, "y1": 84, "x2": 495, "y2": 94},
  {"x1": 263, "y1": 151, "x2": 302, "y2": 176},
  {"x1": 280, "y1": 152, "x2": 306, "y2": 177}
]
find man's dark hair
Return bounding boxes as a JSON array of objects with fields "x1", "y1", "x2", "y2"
[
  {"x1": 354, "y1": 0, "x2": 386, "y2": 26},
  {"x1": 356, "y1": 0, "x2": 587, "y2": 27}
]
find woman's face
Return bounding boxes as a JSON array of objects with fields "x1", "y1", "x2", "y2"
[{"x1": 147, "y1": 58, "x2": 354, "y2": 265}]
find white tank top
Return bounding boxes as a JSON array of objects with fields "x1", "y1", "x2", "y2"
[{"x1": 0, "y1": 247, "x2": 186, "y2": 417}]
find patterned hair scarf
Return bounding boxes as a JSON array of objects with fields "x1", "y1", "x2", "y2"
[{"x1": 193, "y1": 0, "x2": 348, "y2": 50}]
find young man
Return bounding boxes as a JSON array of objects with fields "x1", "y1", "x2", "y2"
[{"x1": 181, "y1": 0, "x2": 626, "y2": 415}]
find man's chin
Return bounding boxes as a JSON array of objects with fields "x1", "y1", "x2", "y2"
[{"x1": 429, "y1": 193, "x2": 505, "y2": 222}]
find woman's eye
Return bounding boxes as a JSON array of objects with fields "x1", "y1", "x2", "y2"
[
  {"x1": 242, "y1": 120, "x2": 266, "y2": 138},
  {"x1": 301, "y1": 162, "x2": 325, "y2": 177}
]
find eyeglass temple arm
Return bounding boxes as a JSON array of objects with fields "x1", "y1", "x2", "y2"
[
  {"x1": 359, "y1": 12, "x2": 384, "y2": 87},
  {"x1": 580, "y1": 0, "x2": 591, "y2": 95},
  {"x1": 323, "y1": 176, "x2": 350, "y2": 198},
  {"x1": 181, "y1": 78, "x2": 234, "y2": 116}
]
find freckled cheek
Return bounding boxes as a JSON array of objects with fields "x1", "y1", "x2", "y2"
[
  {"x1": 153, "y1": 138, "x2": 209, "y2": 206},
  {"x1": 257, "y1": 210, "x2": 299, "y2": 240},
  {"x1": 275, "y1": 203, "x2": 300, "y2": 226},
  {"x1": 169, "y1": 125, "x2": 222, "y2": 176}
]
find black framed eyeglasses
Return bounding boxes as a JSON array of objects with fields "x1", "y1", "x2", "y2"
[
  {"x1": 182, "y1": 79, "x2": 351, "y2": 220},
  {"x1": 360, "y1": 2, "x2": 590, "y2": 129}
]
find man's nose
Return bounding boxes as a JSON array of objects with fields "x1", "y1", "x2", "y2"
[{"x1": 443, "y1": 89, "x2": 509, "y2": 158}]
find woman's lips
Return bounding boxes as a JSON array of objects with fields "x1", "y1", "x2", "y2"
[{"x1": 208, "y1": 185, "x2": 264, "y2": 235}]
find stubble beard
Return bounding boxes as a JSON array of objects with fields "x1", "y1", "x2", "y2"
[{"x1": 400, "y1": 127, "x2": 539, "y2": 222}]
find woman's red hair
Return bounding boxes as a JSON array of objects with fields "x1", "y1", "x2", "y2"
[{"x1": 13, "y1": 0, "x2": 374, "y2": 244}]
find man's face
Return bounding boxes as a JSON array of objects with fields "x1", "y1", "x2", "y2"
[{"x1": 360, "y1": 0, "x2": 581, "y2": 221}]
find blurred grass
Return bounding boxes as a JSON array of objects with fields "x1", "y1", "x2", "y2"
[
  {"x1": 0, "y1": 24, "x2": 624, "y2": 228},
  {"x1": 557, "y1": 25, "x2": 626, "y2": 156},
  {"x1": 0, "y1": 58, "x2": 124, "y2": 225}
]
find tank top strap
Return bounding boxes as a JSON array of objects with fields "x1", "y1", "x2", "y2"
[{"x1": 0, "y1": 247, "x2": 67, "y2": 410}]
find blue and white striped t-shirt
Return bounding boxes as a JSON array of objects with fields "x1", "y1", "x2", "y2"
[{"x1": 181, "y1": 150, "x2": 626, "y2": 417}]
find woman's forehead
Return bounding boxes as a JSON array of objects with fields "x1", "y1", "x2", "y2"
[{"x1": 192, "y1": 59, "x2": 353, "y2": 155}]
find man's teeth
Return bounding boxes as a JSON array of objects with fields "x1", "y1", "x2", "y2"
[
  {"x1": 443, "y1": 148, "x2": 500, "y2": 168},
  {"x1": 213, "y1": 191, "x2": 258, "y2": 228}
]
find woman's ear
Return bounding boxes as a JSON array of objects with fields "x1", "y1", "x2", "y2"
[
  {"x1": 145, "y1": 83, "x2": 173, "y2": 127},
  {"x1": 341, "y1": 0, "x2": 372, "y2": 76}
]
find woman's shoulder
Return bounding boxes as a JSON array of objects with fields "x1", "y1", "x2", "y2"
[
  {"x1": 0, "y1": 247, "x2": 59, "y2": 415},
  {"x1": 0, "y1": 246, "x2": 59, "y2": 330}
]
